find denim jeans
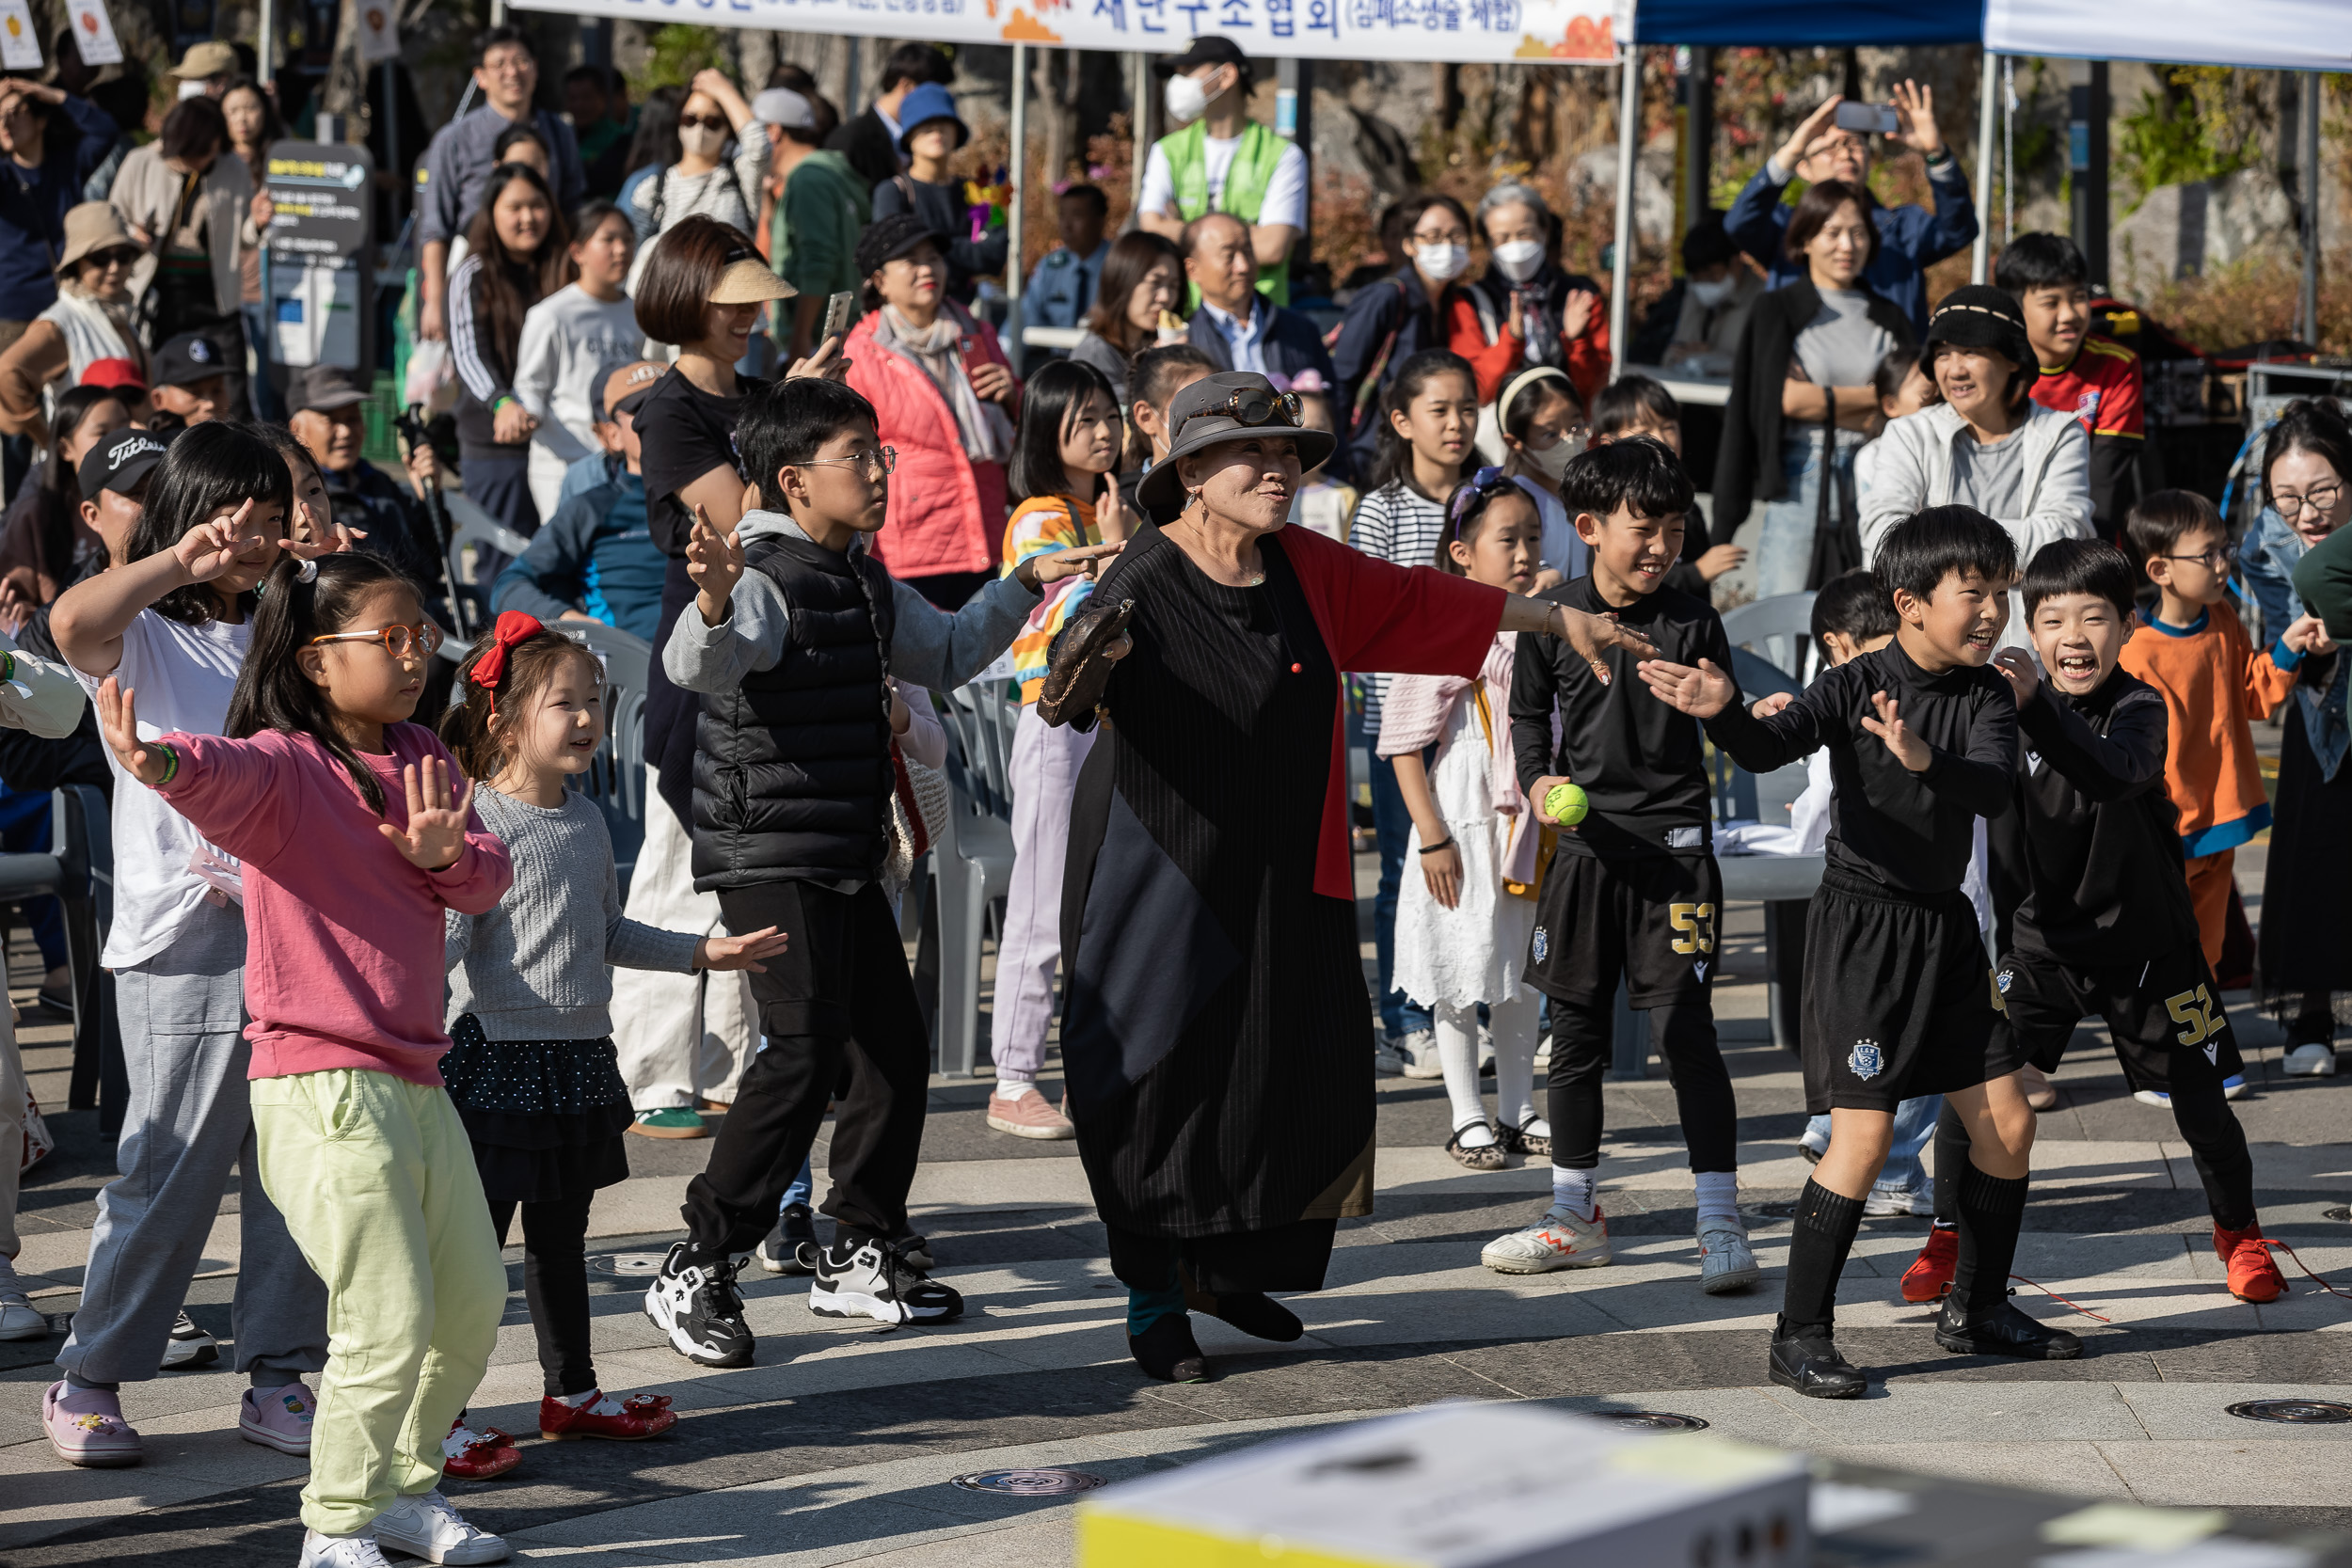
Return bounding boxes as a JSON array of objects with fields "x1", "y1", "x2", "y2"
[
  {"x1": 1367, "y1": 749, "x2": 1433, "y2": 1042},
  {"x1": 1802, "y1": 1094, "x2": 1942, "y2": 1195},
  {"x1": 1752, "y1": 432, "x2": 1862, "y2": 600}
]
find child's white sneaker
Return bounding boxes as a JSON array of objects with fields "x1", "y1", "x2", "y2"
[
  {"x1": 2284, "y1": 1042, "x2": 2337, "y2": 1076},
  {"x1": 1396, "y1": 1029, "x2": 1441, "y2": 1079},
  {"x1": 297, "y1": 1530, "x2": 392, "y2": 1568},
  {"x1": 1481, "y1": 1205, "x2": 1613, "y2": 1273},
  {"x1": 371, "y1": 1489, "x2": 509, "y2": 1564}
]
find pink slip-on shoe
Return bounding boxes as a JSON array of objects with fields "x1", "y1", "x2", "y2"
[
  {"x1": 43, "y1": 1381, "x2": 142, "y2": 1467},
  {"x1": 241, "y1": 1381, "x2": 316, "y2": 1455}
]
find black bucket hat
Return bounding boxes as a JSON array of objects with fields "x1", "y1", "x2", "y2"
[
  {"x1": 1136, "y1": 371, "x2": 1335, "y2": 517},
  {"x1": 1919, "y1": 284, "x2": 2033, "y2": 378},
  {"x1": 855, "y1": 213, "x2": 947, "y2": 281}
]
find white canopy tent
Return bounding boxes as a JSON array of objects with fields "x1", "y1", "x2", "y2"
[{"x1": 1984, "y1": 0, "x2": 2352, "y2": 71}]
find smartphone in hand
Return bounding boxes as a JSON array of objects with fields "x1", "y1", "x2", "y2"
[
  {"x1": 822, "y1": 291, "x2": 854, "y2": 343},
  {"x1": 1834, "y1": 101, "x2": 1902, "y2": 135}
]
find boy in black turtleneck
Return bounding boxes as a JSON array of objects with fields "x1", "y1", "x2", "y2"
[
  {"x1": 1643, "y1": 505, "x2": 2068, "y2": 1399},
  {"x1": 1903, "y1": 539, "x2": 2283, "y2": 1308}
]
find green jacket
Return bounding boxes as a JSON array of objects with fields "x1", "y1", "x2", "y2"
[{"x1": 774, "y1": 150, "x2": 869, "y2": 304}]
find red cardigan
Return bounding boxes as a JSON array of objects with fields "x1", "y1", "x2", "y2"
[{"x1": 1280, "y1": 524, "x2": 1507, "y2": 900}]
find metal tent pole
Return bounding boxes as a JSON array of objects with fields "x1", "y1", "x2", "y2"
[
  {"x1": 1972, "y1": 49, "x2": 1997, "y2": 283},
  {"x1": 1608, "y1": 38, "x2": 1640, "y2": 383},
  {"x1": 1128, "y1": 52, "x2": 1148, "y2": 230},
  {"x1": 256, "y1": 0, "x2": 274, "y2": 87},
  {"x1": 2301, "y1": 71, "x2": 2321, "y2": 346},
  {"x1": 1007, "y1": 41, "x2": 1028, "y2": 373}
]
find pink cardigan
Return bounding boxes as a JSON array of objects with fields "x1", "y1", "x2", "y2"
[
  {"x1": 844, "y1": 301, "x2": 1019, "y2": 580},
  {"x1": 155, "y1": 723, "x2": 513, "y2": 1085}
]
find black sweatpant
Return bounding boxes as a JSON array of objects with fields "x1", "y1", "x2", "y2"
[
  {"x1": 488, "y1": 1192, "x2": 597, "y2": 1398},
  {"x1": 683, "y1": 879, "x2": 930, "y2": 1259},
  {"x1": 1547, "y1": 996, "x2": 1738, "y2": 1171}
]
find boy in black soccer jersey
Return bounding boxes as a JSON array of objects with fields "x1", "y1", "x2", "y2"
[
  {"x1": 1898, "y1": 538, "x2": 2285, "y2": 1307},
  {"x1": 1643, "y1": 506, "x2": 2070, "y2": 1399},
  {"x1": 1484, "y1": 437, "x2": 1757, "y2": 1296}
]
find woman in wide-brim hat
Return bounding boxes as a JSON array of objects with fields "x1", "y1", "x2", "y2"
[
  {"x1": 1056, "y1": 370, "x2": 1657, "y2": 1383},
  {"x1": 0, "y1": 202, "x2": 146, "y2": 444}
]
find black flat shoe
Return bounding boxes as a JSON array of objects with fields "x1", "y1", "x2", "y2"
[
  {"x1": 1201, "y1": 1291, "x2": 1303, "y2": 1342},
  {"x1": 1934, "y1": 1296, "x2": 2083, "y2": 1360},
  {"x1": 1768, "y1": 1333, "x2": 1868, "y2": 1400},
  {"x1": 1129, "y1": 1313, "x2": 1211, "y2": 1382},
  {"x1": 1497, "y1": 1116, "x2": 1551, "y2": 1160}
]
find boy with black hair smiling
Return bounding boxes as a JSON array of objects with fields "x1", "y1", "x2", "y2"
[
  {"x1": 1644, "y1": 505, "x2": 2070, "y2": 1398},
  {"x1": 641, "y1": 376, "x2": 1118, "y2": 1367},
  {"x1": 1488, "y1": 436, "x2": 1756, "y2": 1295},
  {"x1": 1995, "y1": 232, "x2": 2142, "y2": 542},
  {"x1": 1896, "y1": 537, "x2": 2286, "y2": 1308}
]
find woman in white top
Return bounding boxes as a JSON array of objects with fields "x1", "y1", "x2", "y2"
[
  {"x1": 515, "y1": 199, "x2": 644, "y2": 522},
  {"x1": 626, "y1": 70, "x2": 769, "y2": 294},
  {"x1": 0, "y1": 203, "x2": 145, "y2": 444}
]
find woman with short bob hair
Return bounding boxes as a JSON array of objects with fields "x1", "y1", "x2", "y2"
[{"x1": 1072, "y1": 230, "x2": 1184, "y2": 411}]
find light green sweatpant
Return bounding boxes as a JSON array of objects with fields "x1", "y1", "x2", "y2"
[{"x1": 251, "y1": 1069, "x2": 507, "y2": 1536}]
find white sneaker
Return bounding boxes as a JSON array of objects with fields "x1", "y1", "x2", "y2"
[
  {"x1": 1481, "y1": 1205, "x2": 1613, "y2": 1274},
  {"x1": 2284, "y1": 1042, "x2": 2337, "y2": 1076},
  {"x1": 160, "y1": 1309, "x2": 217, "y2": 1369},
  {"x1": 1372, "y1": 1038, "x2": 1408, "y2": 1076},
  {"x1": 1396, "y1": 1029, "x2": 1441, "y2": 1079},
  {"x1": 0, "y1": 1289, "x2": 45, "y2": 1340},
  {"x1": 1532, "y1": 1037, "x2": 1552, "y2": 1074},
  {"x1": 371, "y1": 1489, "x2": 509, "y2": 1564},
  {"x1": 2134, "y1": 1087, "x2": 2171, "y2": 1108},
  {"x1": 809, "y1": 1238, "x2": 963, "y2": 1324},
  {"x1": 2223, "y1": 1074, "x2": 2247, "y2": 1101},
  {"x1": 1863, "y1": 1186, "x2": 1935, "y2": 1217},
  {"x1": 297, "y1": 1529, "x2": 393, "y2": 1568}
]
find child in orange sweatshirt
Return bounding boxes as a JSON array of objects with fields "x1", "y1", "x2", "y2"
[{"x1": 2118, "y1": 491, "x2": 2328, "y2": 983}]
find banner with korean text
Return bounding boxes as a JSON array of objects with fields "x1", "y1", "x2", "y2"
[{"x1": 506, "y1": 0, "x2": 1627, "y2": 65}]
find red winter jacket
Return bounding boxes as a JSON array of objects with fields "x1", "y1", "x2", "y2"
[{"x1": 845, "y1": 301, "x2": 1021, "y2": 580}]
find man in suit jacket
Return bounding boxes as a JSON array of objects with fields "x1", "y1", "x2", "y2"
[
  {"x1": 1182, "y1": 213, "x2": 1343, "y2": 480},
  {"x1": 824, "y1": 41, "x2": 954, "y2": 191}
]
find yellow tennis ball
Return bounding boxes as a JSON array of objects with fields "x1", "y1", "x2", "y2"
[{"x1": 1544, "y1": 783, "x2": 1588, "y2": 826}]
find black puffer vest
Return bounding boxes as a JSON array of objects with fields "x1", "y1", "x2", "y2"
[{"x1": 690, "y1": 533, "x2": 898, "y2": 891}]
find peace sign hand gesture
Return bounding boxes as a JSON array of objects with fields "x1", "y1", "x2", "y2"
[
  {"x1": 378, "y1": 757, "x2": 476, "y2": 872},
  {"x1": 686, "y1": 504, "x2": 746, "y2": 626},
  {"x1": 172, "y1": 499, "x2": 266, "y2": 584}
]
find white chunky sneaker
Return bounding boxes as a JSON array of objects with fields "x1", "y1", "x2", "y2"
[
  {"x1": 297, "y1": 1529, "x2": 392, "y2": 1567},
  {"x1": 808, "y1": 1238, "x2": 963, "y2": 1324},
  {"x1": 1696, "y1": 1219, "x2": 1761, "y2": 1294},
  {"x1": 2284, "y1": 1042, "x2": 2337, "y2": 1076},
  {"x1": 1396, "y1": 1028, "x2": 1442, "y2": 1079},
  {"x1": 1863, "y1": 1186, "x2": 1935, "y2": 1217},
  {"x1": 371, "y1": 1489, "x2": 509, "y2": 1565},
  {"x1": 1481, "y1": 1205, "x2": 1613, "y2": 1274}
]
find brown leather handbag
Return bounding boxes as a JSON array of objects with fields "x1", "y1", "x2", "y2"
[{"x1": 1036, "y1": 596, "x2": 1134, "y2": 728}]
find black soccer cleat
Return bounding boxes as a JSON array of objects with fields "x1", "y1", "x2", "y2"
[
  {"x1": 643, "y1": 1241, "x2": 755, "y2": 1367},
  {"x1": 1933, "y1": 1295, "x2": 2083, "y2": 1360},
  {"x1": 1769, "y1": 1331, "x2": 1868, "y2": 1400}
]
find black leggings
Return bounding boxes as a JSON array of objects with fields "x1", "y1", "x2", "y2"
[
  {"x1": 488, "y1": 1192, "x2": 598, "y2": 1398},
  {"x1": 1931, "y1": 1086, "x2": 2254, "y2": 1232},
  {"x1": 1546, "y1": 997, "x2": 1739, "y2": 1172}
]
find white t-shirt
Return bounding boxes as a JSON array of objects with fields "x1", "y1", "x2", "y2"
[
  {"x1": 1140, "y1": 135, "x2": 1309, "y2": 231},
  {"x1": 73, "y1": 610, "x2": 251, "y2": 970}
]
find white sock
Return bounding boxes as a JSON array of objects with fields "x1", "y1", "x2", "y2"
[
  {"x1": 1551, "y1": 1165, "x2": 1597, "y2": 1221},
  {"x1": 993, "y1": 1077, "x2": 1036, "y2": 1098},
  {"x1": 1435, "y1": 1002, "x2": 1489, "y2": 1134},
  {"x1": 1454, "y1": 1116, "x2": 1497, "y2": 1148},
  {"x1": 1490, "y1": 991, "x2": 1542, "y2": 1129},
  {"x1": 1693, "y1": 1171, "x2": 1740, "y2": 1228},
  {"x1": 563, "y1": 1387, "x2": 601, "y2": 1408}
]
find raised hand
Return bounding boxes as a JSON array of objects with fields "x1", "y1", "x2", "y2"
[
  {"x1": 1636, "y1": 657, "x2": 1736, "y2": 718},
  {"x1": 1991, "y1": 646, "x2": 2040, "y2": 705},
  {"x1": 1773, "y1": 95, "x2": 1844, "y2": 172},
  {"x1": 173, "y1": 500, "x2": 266, "y2": 583},
  {"x1": 1860, "y1": 689, "x2": 1931, "y2": 771},
  {"x1": 1097, "y1": 470, "x2": 1129, "y2": 545},
  {"x1": 1561, "y1": 288, "x2": 1599, "y2": 341},
  {"x1": 378, "y1": 757, "x2": 475, "y2": 871},
  {"x1": 281, "y1": 499, "x2": 364, "y2": 561},
  {"x1": 686, "y1": 503, "x2": 746, "y2": 623},
  {"x1": 695, "y1": 925, "x2": 791, "y2": 972},
  {"x1": 95, "y1": 678, "x2": 172, "y2": 787},
  {"x1": 787, "y1": 334, "x2": 850, "y2": 383},
  {"x1": 1553, "y1": 605, "x2": 1659, "y2": 686},
  {"x1": 1892, "y1": 79, "x2": 1944, "y2": 157}
]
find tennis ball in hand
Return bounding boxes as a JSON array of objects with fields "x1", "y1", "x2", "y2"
[{"x1": 1543, "y1": 783, "x2": 1589, "y2": 826}]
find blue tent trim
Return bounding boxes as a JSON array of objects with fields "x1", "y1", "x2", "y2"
[{"x1": 1629, "y1": 0, "x2": 1986, "y2": 46}]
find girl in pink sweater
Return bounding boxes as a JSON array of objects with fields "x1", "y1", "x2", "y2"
[{"x1": 98, "y1": 549, "x2": 519, "y2": 1568}]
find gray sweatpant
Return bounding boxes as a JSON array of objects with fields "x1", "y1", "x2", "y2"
[{"x1": 58, "y1": 898, "x2": 327, "y2": 1385}]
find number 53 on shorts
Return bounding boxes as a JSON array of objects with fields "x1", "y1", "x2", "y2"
[{"x1": 1669, "y1": 902, "x2": 1716, "y2": 955}]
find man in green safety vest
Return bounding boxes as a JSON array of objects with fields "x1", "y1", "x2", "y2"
[{"x1": 1137, "y1": 37, "x2": 1307, "y2": 306}]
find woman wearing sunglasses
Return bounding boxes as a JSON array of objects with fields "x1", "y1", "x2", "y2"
[
  {"x1": 0, "y1": 203, "x2": 148, "y2": 446},
  {"x1": 626, "y1": 68, "x2": 770, "y2": 295},
  {"x1": 1050, "y1": 371, "x2": 1658, "y2": 1386}
]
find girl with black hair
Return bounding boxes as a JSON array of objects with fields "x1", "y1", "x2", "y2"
[
  {"x1": 1347, "y1": 346, "x2": 1479, "y2": 1074},
  {"x1": 450, "y1": 163, "x2": 573, "y2": 539},
  {"x1": 41, "y1": 422, "x2": 331, "y2": 1470},
  {"x1": 92, "y1": 547, "x2": 515, "y2": 1564},
  {"x1": 0, "y1": 384, "x2": 133, "y2": 622},
  {"x1": 985, "y1": 358, "x2": 1125, "y2": 1140},
  {"x1": 1380, "y1": 470, "x2": 1551, "y2": 1168},
  {"x1": 1494, "y1": 363, "x2": 1588, "y2": 588}
]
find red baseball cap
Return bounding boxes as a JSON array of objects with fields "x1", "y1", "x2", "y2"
[{"x1": 81, "y1": 357, "x2": 150, "y2": 398}]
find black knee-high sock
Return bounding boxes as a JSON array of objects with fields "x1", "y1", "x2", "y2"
[
  {"x1": 1932, "y1": 1099, "x2": 1970, "y2": 1227},
  {"x1": 1953, "y1": 1163, "x2": 2029, "y2": 1309},
  {"x1": 1779, "y1": 1180, "x2": 1866, "y2": 1340},
  {"x1": 2168, "y1": 1074, "x2": 2257, "y2": 1232}
]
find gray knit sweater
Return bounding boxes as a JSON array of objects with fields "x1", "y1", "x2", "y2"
[{"x1": 445, "y1": 784, "x2": 701, "y2": 1040}]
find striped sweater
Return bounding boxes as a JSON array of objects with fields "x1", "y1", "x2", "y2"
[{"x1": 999, "y1": 492, "x2": 1102, "y2": 704}]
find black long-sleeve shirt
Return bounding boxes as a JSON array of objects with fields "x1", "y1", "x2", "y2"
[
  {"x1": 1510, "y1": 577, "x2": 1737, "y2": 858},
  {"x1": 1708, "y1": 638, "x2": 2016, "y2": 895},
  {"x1": 1994, "y1": 669, "x2": 2198, "y2": 964}
]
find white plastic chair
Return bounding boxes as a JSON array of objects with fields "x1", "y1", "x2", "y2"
[{"x1": 932, "y1": 682, "x2": 1020, "y2": 1077}]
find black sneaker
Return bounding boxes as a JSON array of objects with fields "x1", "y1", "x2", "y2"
[
  {"x1": 643, "y1": 1241, "x2": 754, "y2": 1367},
  {"x1": 808, "y1": 1238, "x2": 962, "y2": 1325},
  {"x1": 756, "y1": 1204, "x2": 818, "y2": 1275},
  {"x1": 892, "y1": 1232, "x2": 934, "y2": 1272},
  {"x1": 161, "y1": 1310, "x2": 218, "y2": 1370}
]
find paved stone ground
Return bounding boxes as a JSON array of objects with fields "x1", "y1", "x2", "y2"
[{"x1": 8, "y1": 831, "x2": 2352, "y2": 1566}]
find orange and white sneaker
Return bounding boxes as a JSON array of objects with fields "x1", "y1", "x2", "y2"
[
  {"x1": 1481, "y1": 1205, "x2": 1613, "y2": 1274},
  {"x1": 2216, "y1": 1222, "x2": 2286, "y2": 1304},
  {"x1": 1900, "y1": 1226, "x2": 1959, "y2": 1304}
]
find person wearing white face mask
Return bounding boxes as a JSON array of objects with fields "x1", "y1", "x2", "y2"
[
  {"x1": 1330, "y1": 193, "x2": 1491, "y2": 479},
  {"x1": 1663, "y1": 212, "x2": 1764, "y2": 375},
  {"x1": 1136, "y1": 37, "x2": 1307, "y2": 306},
  {"x1": 627, "y1": 69, "x2": 771, "y2": 296},
  {"x1": 1454, "y1": 182, "x2": 1611, "y2": 416}
]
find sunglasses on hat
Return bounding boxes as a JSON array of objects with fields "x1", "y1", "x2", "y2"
[{"x1": 1176, "y1": 386, "x2": 1303, "y2": 442}]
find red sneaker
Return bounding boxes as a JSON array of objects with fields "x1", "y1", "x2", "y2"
[
  {"x1": 1900, "y1": 1227, "x2": 1959, "y2": 1304},
  {"x1": 539, "y1": 1391, "x2": 678, "y2": 1442},
  {"x1": 2215, "y1": 1222, "x2": 2286, "y2": 1304},
  {"x1": 441, "y1": 1418, "x2": 522, "y2": 1481}
]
